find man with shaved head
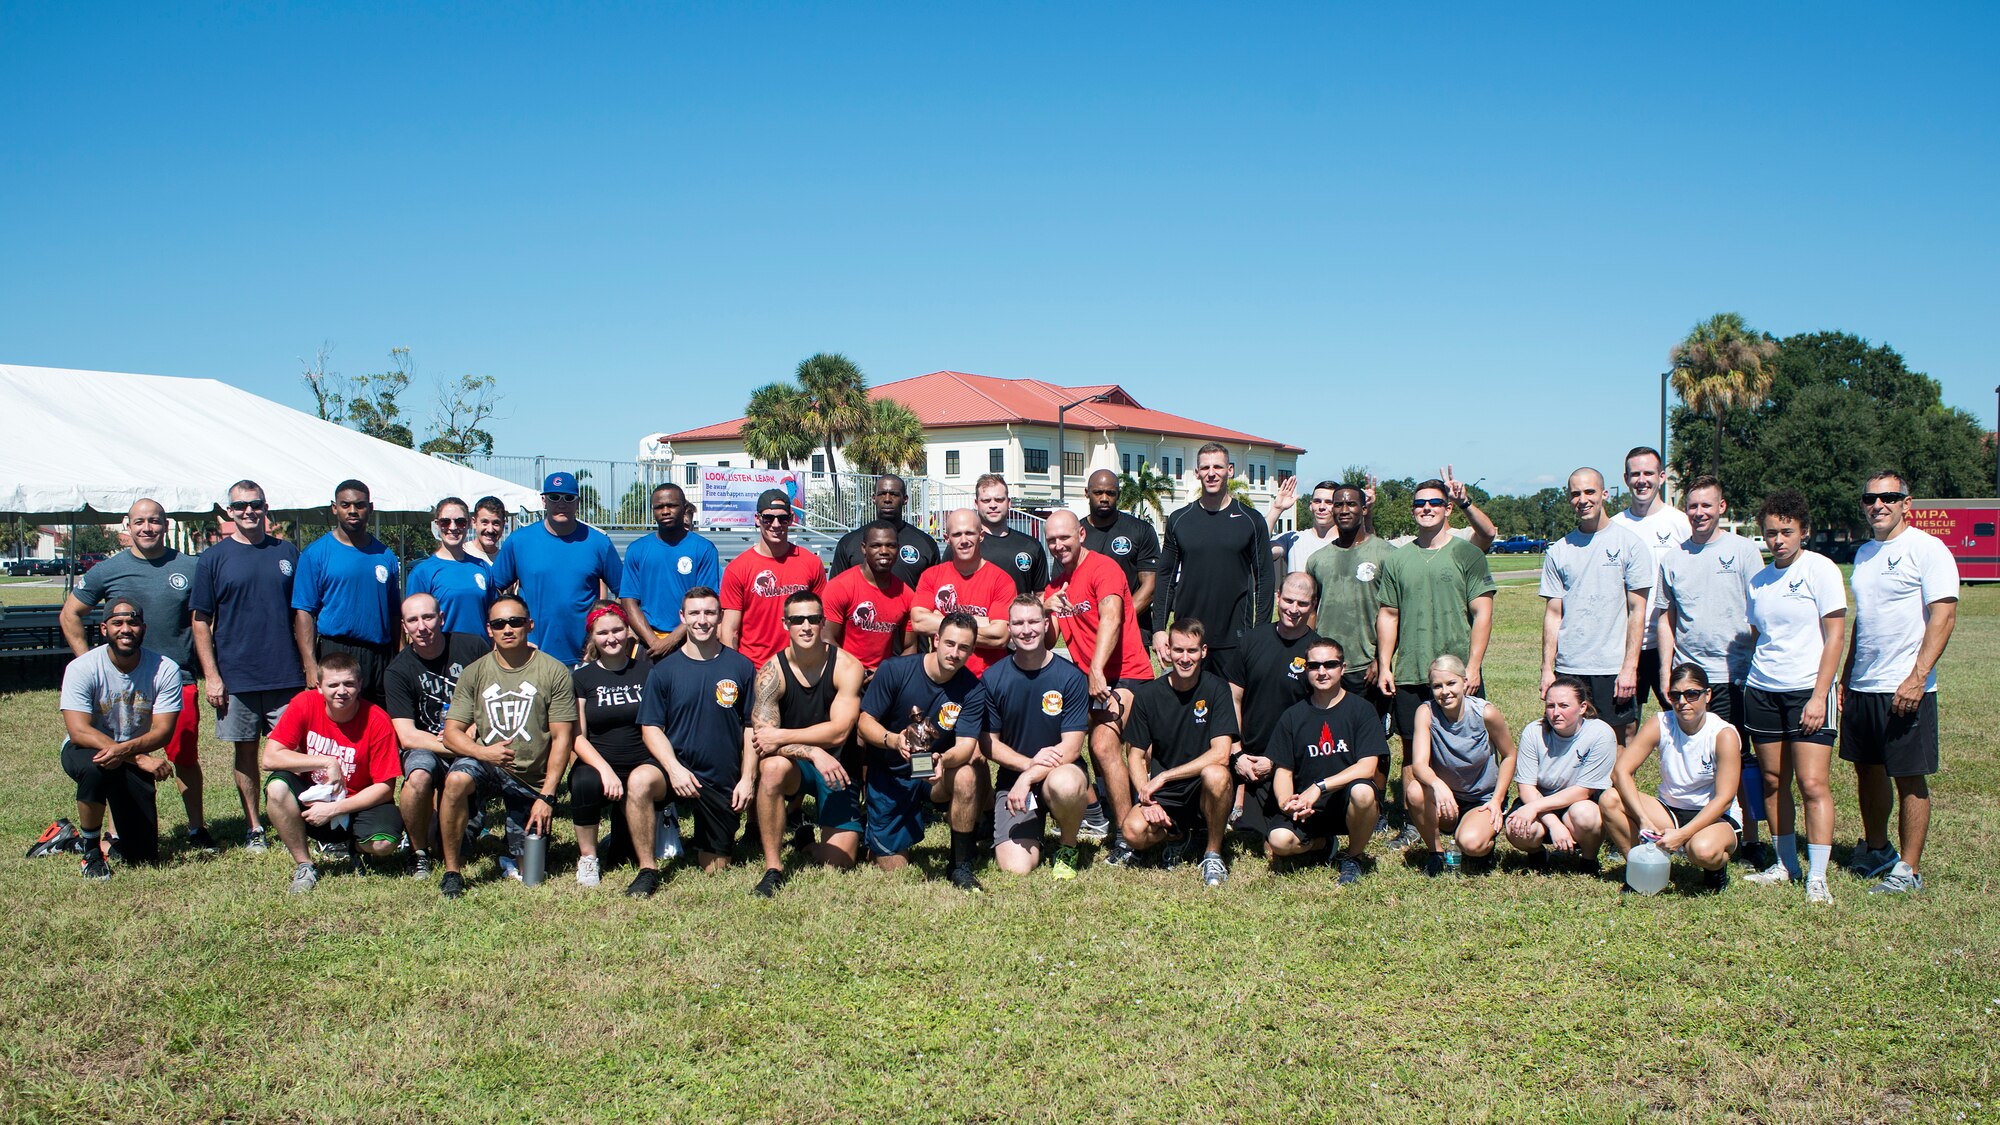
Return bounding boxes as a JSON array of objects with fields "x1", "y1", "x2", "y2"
[
  {"x1": 1080, "y1": 468, "x2": 1160, "y2": 636},
  {"x1": 912, "y1": 509, "x2": 1016, "y2": 676},
  {"x1": 63, "y1": 498, "x2": 212, "y2": 852},
  {"x1": 1539, "y1": 467, "x2": 1652, "y2": 743},
  {"x1": 383, "y1": 591, "x2": 490, "y2": 878}
]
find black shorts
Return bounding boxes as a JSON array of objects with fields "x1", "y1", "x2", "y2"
[
  {"x1": 688, "y1": 780, "x2": 742, "y2": 858},
  {"x1": 1742, "y1": 686, "x2": 1837, "y2": 747},
  {"x1": 1392, "y1": 682, "x2": 1486, "y2": 744},
  {"x1": 1271, "y1": 779, "x2": 1376, "y2": 841},
  {"x1": 1703, "y1": 681, "x2": 1747, "y2": 727},
  {"x1": 1202, "y1": 646, "x2": 1246, "y2": 686},
  {"x1": 316, "y1": 635, "x2": 394, "y2": 706},
  {"x1": 267, "y1": 770, "x2": 404, "y2": 842},
  {"x1": 1636, "y1": 648, "x2": 1668, "y2": 709},
  {"x1": 1152, "y1": 782, "x2": 1205, "y2": 833},
  {"x1": 1664, "y1": 802, "x2": 1743, "y2": 842},
  {"x1": 1574, "y1": 674, "x2": 1640, "y2": 730},
  {"x1": 1839, "y1": 691, "x2": 1939, "y2": 777}
]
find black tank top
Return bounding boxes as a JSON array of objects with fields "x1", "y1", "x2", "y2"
[{"x1": 776, "y1": 645, "x2": 856, "y2": 765}]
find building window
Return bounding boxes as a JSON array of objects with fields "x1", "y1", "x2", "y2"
[
  {"x1": 685, "y1": 464, "x2": 698, "y2": 485},
  {"x1": 1121, "y1": 453, "x2": 1131, "y2": 473},
  {"x1": 1174, "y1": 457, "x2": 1184, "y2": 478},
  {"x1": 989, "y1": 448, "x2": 1005, "y2": 474},
  {"x1": 1024, "y1": 448, "x2": 1049, "y2": 475},
  {"x1": 1062, "y1": 450, "x2": 1084, "y2": 477},
  {"x1": 946, "y1": 450, "x2": 961, "y2": 476},
  {"x1": 718, "y1": 460, "x2": 731, "y2": 468},
  {"x1": 811, "y1": 454, "x2": 825, "y2": 473}
]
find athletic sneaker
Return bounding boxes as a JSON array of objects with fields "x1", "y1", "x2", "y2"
[
  {"x1": 80, "y1": 848, "x2": 111, "y2": 880},
  {"x1": 1390, "y1": 824, "x2": 1423, "y2": 851},
  {"x1": 1050, "y1": 845, "x2": 1080, "y2": 880},
  {"x1": 1578, "y1": 856, "x2": 1602, "y2": 878},
  {"x1": 751, "y1": 868, "x2": 786, "y2": 898},
  {"x1": 1746, "y1": 863, "x2": 1796, "y2": 886},
  {"x1": 186, "y1": 826, "x2": 220, "y2": 854},
  {"x1": 1158, "y1": 834, "x2": 1194, "y2": 869},
  {"x1": 1102, "y1": 838, "x2": 1136, "y2": 868},
  {"x1": 1702, "y1": 866, "x2": 1730, "y2": 893},
  {"x1": 1337, "y1": 855, "x2": 1362, "y2": 886},
  {"x1": 626, "y1": 868, "x2": 661, "y2": 898},
  {"x1": 1849, "y1": 840, "x2": 1900, "y2": 880},
  {"x1": 288, "y1": 862, "x2": 318, "y2": 894},
  {"x1": 1199, "y1": 852, "x2": 1227, "y2": 887},
  {"x1": 576, "y1": 854, "x2": 601, "y2": 888},
  {"x1": 1372, "y1": 814, "x2": 1394, "y2": 839},
  {"x1": 1078, "y1": 803, "x2": 1110, "y2": 843},
  {"x1": 1423, "y1": 851, "x2": 1446, "y2": 878},
  {"x1": 498, "y1": 856, "x2": 522, "y2": 882},
  {"x1": 440, "y1": 870, "x2": 465, "y2": 899},
  {"x1": 657, "y1": 810, "x2": 683, "y2": 862},
  {"x1": 1805, "y1": 876, "x2": 1834, "y2": 905},
  {"x1": 244, "y1": 827, "x2": 269, "y2": 853},
  {"x1": 1868, "y1": 863, "x2": 1924, "y2": 896},
  {"x1": 313, "y1": 839, "x2": 351, "y2": 863},
  {"x1": 410, "y1": 851, "x2": 433, "y2": 879},
  {"x1": 947, "y1": 862, "x2": 985, "y2": 893},
  {"x1": 1738, "y1": 842, "x2": 1775, "y2": 871}
]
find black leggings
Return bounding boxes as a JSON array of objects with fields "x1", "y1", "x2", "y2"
[
  {"x1": 567, "y1": 759, "x2": 654, "y2": 827},
  {"x1": 60, "y1": 740, "x2": 160, "y2": 864}
]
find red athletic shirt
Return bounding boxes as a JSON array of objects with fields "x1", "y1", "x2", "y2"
[
  {"x1": 720, "y1": 545, "x2": 827, "y2": 668},
  {"x1": 915, "y1": 559, "x2": 1018, "y2": 674},
  {"x1": 268, "y1": 689, "x2": 402, "y2": 798},
  {"x1": 1048, "y1": 549, "x2": 1155, "y2": 683},
  {"x1": 821, "y1": 567, "x2": 912, "y2": 670}
]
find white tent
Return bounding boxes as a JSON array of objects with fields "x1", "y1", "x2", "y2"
[{"x1": 0, "y1": 364, "x2": 544, "y2": 522}]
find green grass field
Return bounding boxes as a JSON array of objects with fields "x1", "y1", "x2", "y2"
[{"x1": 3, "y1": 585, "x2": 1997, "y2": 1123}]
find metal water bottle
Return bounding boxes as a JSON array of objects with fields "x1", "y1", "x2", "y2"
[{"x1": 521, "y1": 831, "x2": 548, "y2": 886}]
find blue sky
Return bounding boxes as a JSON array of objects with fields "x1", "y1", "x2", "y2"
[{"x1": 4, "y1": 3, "x2": 1994, "y2": 495}]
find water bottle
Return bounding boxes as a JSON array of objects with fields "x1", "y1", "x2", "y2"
[
  {"x1": 1443, "y1": 838, "x2": 1462, "y2": 877},
  {"x1": 1625, "y1": 841, "x2": 1671, "y2": 895},
  {"x1": 520, "y1": 831, "x2": 548, "y2": 886}
]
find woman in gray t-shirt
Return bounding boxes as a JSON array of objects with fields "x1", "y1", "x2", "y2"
[
  {"x1": 1504, "y1": 675, "x2": 1617, "y2": 872},
  {"x1": 1408, "y1": 654, "x2": 1516, "y2": 871}
]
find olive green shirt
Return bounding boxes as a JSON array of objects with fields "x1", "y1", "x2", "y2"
[
  {"x1": 1377, "y1": 537, "x2": 1498, "y2": 685},
  {"x1": 1304, "y1": 535, "x2": 1399, "y2": 672}
]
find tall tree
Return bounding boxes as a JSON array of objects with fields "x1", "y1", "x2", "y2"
[
  {"x1": 1119, "y1": 463, "x2": 1176, "y2": 523},
  {"x1": 794, "y1": 353, "x2": 872, "y2": 508},
  {"x1": 741, "y1": 382, "x2": 815, "y2": 469},
  {"x1": 347, "y1": 347, "x2": 416, "y2": 448},
  {"x1": 300, "y1": 341, "x2": 344, "y2": 422},
  {"x1": 843, "y1": 399, "x2": 928, "y2": 475},
  {"x1": 422, "y1": 373, "x2": 503, "y2": 456},
  {"x1": 1669, "y1": 312, "x2": 1778, "y2": 477}
]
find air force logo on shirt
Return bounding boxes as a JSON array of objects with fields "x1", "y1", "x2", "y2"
[
  {"x1": 715, "y1": 678, "x2": 740, "y2": 707},
  {"x1": 1014, "y1": 552, "x2": 1033, "y2": 572},
  {"x1": 1111, "y1": 536, "x2": 1133, "y2": 555},
  {"x1": 279, "y1": 558, "x2": 294, "y2": 577},
  {"x1": 1718, "y1": 555, "x2": 1737, "y2": 573},
  {"x1": 677, "y1": 556, "x2": 694, "y2": 575},
  {"x1": 375, "y1": 564, "x2": 390, "y2": 584},
  {"x1": 1192, "y1": 699, "x2": 1209, "y2": 723},
  {"x1": 167, "y1": 572, "x2": 189, "y2": 591},
  {"x1": 1041, "y1": 691, "x2": 1064, "y2": 716},
  {"x1": 1603, "y1": 548, "x2": 1623, "y2": 566},
  {"x1": 899, "y1": 544, "x2": 920, "y2": 565},
  {"x1": 1287, "y1": 656, "x2": 1305, "y2": 678},
  {"x1": 1655, "y1": 530, "x2": 1674, "y2": 545}
]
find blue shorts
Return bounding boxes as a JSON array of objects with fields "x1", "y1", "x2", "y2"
[
  {"x1": 797, "y1": 757, "x2": 864, "y2": 834},
  {"x1": 864, "y1": 770, "x2": 939, "y2": 858}
]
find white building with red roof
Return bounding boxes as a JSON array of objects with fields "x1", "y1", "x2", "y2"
[{"x1": 660, "y1": 370, "x2": 1305, "y2": 520}]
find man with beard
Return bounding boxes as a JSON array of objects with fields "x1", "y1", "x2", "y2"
[
  {"x1": 59, "y1": 598, "x2": 181, "y2": 876},
  {"x1": 1079, "y1": 469, "x2": 1160, "y2": 636},
  {"x1": 292, "y1": 479, "x2": 400, "y2": 704},
  {"x1": 622, "y1": 483, "x2": 723, "y2": 659},
  {"x1": 749, "y1": 591, "x2": 868, "y2": 896}
]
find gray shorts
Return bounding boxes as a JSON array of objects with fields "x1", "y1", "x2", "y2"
[
  {"x1": 993, "y1": 787, "x2": 1048, "y2": 848},
  {"x1": 216, "y1": 688, "x2": 295, "y2": 743},
  {"x1": 445, "y1": 758, "x2": 548, "y2": 856},
  {"x1": 401, "y1": 747, "x2": 447, "y2": 779}
]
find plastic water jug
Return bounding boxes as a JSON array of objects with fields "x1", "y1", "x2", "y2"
[{"x1": 1625, "y1": 841, "x2": 1670, "y2": 895}]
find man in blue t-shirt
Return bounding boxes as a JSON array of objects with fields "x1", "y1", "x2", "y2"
[
  {"x1": 621, "y1": 483, "x2": 722, "y2": 659},
  {"x1": 191, "y1": 479, "x2": 301, "y2": 851},
  {"x1": 980, "y1": 595, "x2": 1090, "y2": 879},
  {"x1": 857, "y1": 613, "x2": 989, "y2": 891},
  {"x1": 491, "y1": 471, "x2": 623, "y2": 666},
  {"x1": 292, "y1": 479, "x2": 400, "y2": 705},
  {"x1": 637, "y1": 586, "x2": 756, "y2": 885}
]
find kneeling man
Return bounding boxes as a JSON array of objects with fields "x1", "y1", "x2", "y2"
[
  {"x1": 1265, "y1": 637, "x2": 1387, "y2": 886},
  {"x1": 857, "y1": 613, "x2": 988, "y2": 890},
  {"x1": 981, "y1": 595, "x2": 1090, "y2": 879},
  {"x1": 263, "y1": 652, "x2": 404, "y2": 893}
]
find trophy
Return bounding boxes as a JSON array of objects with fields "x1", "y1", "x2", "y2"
[{"x1": 903, "y1": 705, "x2": 939, "y2": 779}]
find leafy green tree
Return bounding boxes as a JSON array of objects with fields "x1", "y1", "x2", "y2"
[
  {"x1": 1669, "y1": 312, "x2": 1778, "y2": 477},
  {"x1": 347, "y1": 348, "x2": 415, "y2": 448},
  {"x1": 421, "y1": 373, "x2": 502, "y2": 457},
  {"x1": 69, "y1": 524, "x2": 116, "y2": 556},
  {"x1": 795, "y1": 353, "x2": 871, "y2": 508},
  {"x1": 741, "y1": 383, "x2": 816, "y2": 469},
  {"x1": 1119, "y1": 463, "x2": 1176, "y2": 522},
  {"x1": 843, "y1": 399, "x2": 928, "y2": 475}
]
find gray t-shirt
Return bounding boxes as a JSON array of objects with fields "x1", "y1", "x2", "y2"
[
  {"x1": 1515, "y1": 716, "x2": 1616, "y2": 794},
  {"x1": 1539, "y1": 522, "x2": 1652, "y2": 676},
  {"x1": 1426, "y1": 695, "x2": 1498, "y2": 800},
  {"x1": 72, "y1": 549, "x2": 198, "y2": 683},
  {"x1": 60, "y1": 645, "x2": 184, "y2": 743},
  {"x1": 1658, "y1": 532, "x2": 1760, "y2": 682}
]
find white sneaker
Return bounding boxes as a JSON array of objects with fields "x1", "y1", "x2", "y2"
[
  {"x1": 657, "y1": 808, "x2": 683, "y2": 862},
  {"x1": 1745, "y1": 862, "x2": 1796, "y2": 886},
  {"x1": 576, "y1": 854, "x2": 601, "y2": 887},
  {"x1": 498, "y1": 855, "x2": 522, "y2": 882},
  {"x1": 1805, "y1": 876, "x2": 1834, "y2": 905}
]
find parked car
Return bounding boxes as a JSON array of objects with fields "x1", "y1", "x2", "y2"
[
  {"x1": 1489, "y1": 535, "x2": 1548, "y2": 555},
  {"x1": 4, "y1": 559, "x2": 38, "y2": 577}
]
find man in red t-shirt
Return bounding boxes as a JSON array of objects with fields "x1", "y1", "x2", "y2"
[
  {"x1": 261, "y1": 652, "x2": 404, "y2": 893},
  {"x1": 721, "y1": 489, "x2": 828, "y2": 668},
  {"x1": 912, "y1": 509, "x2": 1016, "y2": 675},
  {"x1": 1044, "y1": 510, "x2": 1154, "y2": 863},
  {"x1": 821, "y1": 520, "x2": 914, "y2": 673}
]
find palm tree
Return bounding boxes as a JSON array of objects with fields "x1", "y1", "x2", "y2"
[
  {"x1": 794, "y1": 353, "x2": 872, "y2": 508},
  {"x1": 1670, "y1": 312, "x2": 1779, "y2": 476},
  {"x1": 1119, "y1": 462, "x2": 1176, "y2": 523},
  {"x1": 741, "y1": 382, "x2": 815, "y2": 469},
  {"x1": 843, "y1": 399, "x2": 928, "y2": 475}
]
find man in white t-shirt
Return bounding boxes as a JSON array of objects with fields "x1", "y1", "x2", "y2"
[
  {"x1": 1840, "y1": 471, "x2": 1959, "y2": 895},
  {"x1": 1611, "y1": 446, "x2": 1691, "y2": 712},
  {"x1": 58, "y1": 598, "x2": 182, "y2": 877},
  {"x1": 1539, "y1": 467, "x2": 1652, "y2": 742}
]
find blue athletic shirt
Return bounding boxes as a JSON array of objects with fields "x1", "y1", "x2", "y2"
[
  {"x1": 490, "y1": 521, "x2": 624, "y2": 665},
  {"x1": 404, "y1": 554, "x2": 495, "y2": 637},
  {"x1": 620, "y1": 530, "x2": 723, "y2": 633},
  {"x1": 859, "y1": 653, "x2": 987, "y2": 779},
  {"x1": 190, "y1": 536, "x2": 303, "y2": 693},
  {"x1": 978, "y1": 655, "x2": 1088, "y2": 788},
  {"x1": 291, "y1": 534, "x2": 400, "y2": 646},
  {"x1": 636, "y1": 647, "x2": 755, "y2": 789}
]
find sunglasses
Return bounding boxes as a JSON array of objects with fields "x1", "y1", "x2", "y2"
[
  {"x1": 1860, "y1": 491, "x2": 1908, "y2": 505},
  {"x1": 1412, "y1": 498, "x2": 1450, "y2": 509},
  {"x1": 1304, "y1": 659, "x2": 1344, "y2": 670},
  {"x1": 542, "y1": 492, "x2": 578, "y2": 502},
  {"x1": 436, "y1": 517, "x2": 469, "y2": 529},
  {"x1": 487, "y1": 616, "x2": 531, "y2": 629},
  {"x1": 759, "y1": 513, "x2": 793, "y2": 525},
  {"x1": 1668, "y1": 688, "x2": 1709, "y2": 703},
  {"x1": 784, "y1": 613, "x2": 825, "y2": 626},
  {"x1": 227, "y1": 501, "x2": 268, "y2": 512}
]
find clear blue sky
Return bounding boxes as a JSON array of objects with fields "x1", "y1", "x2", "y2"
[{"x1": 4, "y1": 3, "x2": 1994, "y2": 496}]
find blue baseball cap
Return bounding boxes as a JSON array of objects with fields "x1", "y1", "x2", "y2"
[{"x1": 542, "y1": 471, "x2": 579, "y2": 496}]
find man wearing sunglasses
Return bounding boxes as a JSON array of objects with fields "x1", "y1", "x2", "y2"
[
  {"x1": 1842, "y1": 471, "x2": 1959, "y2": 895},
  {"x1": 489, "y1": 471, "x2": 624, "y2": 666},
  {"x1": 191, "y1": 479, "x2": 302, "y2": 851},
  {"x1": 748, "y1": 591, "x2": 867, "y2": 896},
  {"x1": 1611, "y1": 446, "x2": 1693, "y2": 712},
  {"x1": 1264, "y1": 637, "x2": 1388, "y2": 885},
  {"x1": 621, "y1": 483, "x2": 723, "y2": 659},
  {"x1": 831, "y1": 474, "x2": 938, "y2": 589},
  {"x1": 720, "y1": 489, "x2": 827, "y2": 668},
  {"x1": 291, "y1": 479, "x2": 400, "y2": 705}
]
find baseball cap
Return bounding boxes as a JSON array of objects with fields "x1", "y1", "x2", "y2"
[
  {"x1": 542, "y1": 472, "x2": 579, "y2": 496},
  {"x1": 756, "y1": 488, "x2": 793, "y2": 513}
]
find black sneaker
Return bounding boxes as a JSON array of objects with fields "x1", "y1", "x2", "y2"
[
  {"x1": 625, "y1": 868, "x2": 661, "y2": 898},
  {"x1": 440, "y1": 871, "x2": 465, "y2": 899},
  {"x1": 947, "y1": 862, "x2": 985, "y2": 893},
  {"x1": 1578, "y1": 856, "x2": 1602, "y2": 878},
  {"x1": 752, "y1": 868, "x2": 786, "y2": 898},
  {"x1": 81, "y1": 849, "x2": 111, "y2": 880},
  {"x1": 1526, "y1": 850, "x2": 1550, "y2": 873},
  {"x1": 186, "y1": 826, "x2": 220, "y2": 854},
  {"x1": 1337, "y1": 855, "x2": 1362, "y2": 886},
  {"x1": 1702, "y1": 866, "x2": 1730, "y2": 893},
  {"x1": 1423, "y1": 851, "x2": 1446, "y2": 878},
  {"x1": 1102, "y1": 838, "x2": 1136, "y2": 868}
]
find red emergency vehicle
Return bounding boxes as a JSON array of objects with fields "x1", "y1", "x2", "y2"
[{"x1": 1908, "y1": 499, "x2": 1999, "y2": 582}]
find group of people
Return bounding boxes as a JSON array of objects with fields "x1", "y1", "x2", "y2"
[{"x1": 53, "y1": 442, "x2": 1957, "y2": 904}]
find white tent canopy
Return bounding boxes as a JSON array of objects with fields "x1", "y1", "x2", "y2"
[{"x1": 0, "y1": 364, "x2": 545, "y2": 522}]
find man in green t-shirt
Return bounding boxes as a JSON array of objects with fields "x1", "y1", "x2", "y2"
[
  {"x1": 438, "y1": 594, "x2": 577, "y2": 898},
  {"x1": 1303, "y1": 485, "x2": 1398, "y2": 711},
  {"x1": 1374, "y1": 477, "x2": 1498, "y2": 845}
]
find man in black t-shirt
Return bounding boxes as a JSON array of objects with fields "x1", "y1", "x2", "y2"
[
  {"x1": 383, "y1": 593, "x2": 489, "y2": 877},
  {"x1": 1265, "y1": 637, "x2": 1388, "y2": 885},
  {"x1": 1080, "y1": 469, "x2": 1160, "y2": 634},
  {"x1": 638, "y1": 588, "x2": 758, "y2": 883},
  {"x1": 1229, "y1": 572, "x2": 1319, "y2": 837},
  {"x1": 1123, "y1": 618, "x2": 1239, "y2": 886},
  {"x1": 830, "y1": 474, "x2": 940, "y2": 589},
  {"x1": 1153, "y1": 444, "x2": 1273, "y2": 682},
  {"x1": 973, "y1": 474, "x2": 1050, "y2": 595}
]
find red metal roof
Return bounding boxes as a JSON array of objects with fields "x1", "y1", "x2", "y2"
[{"x1": 662, "y1": 370, "x2": 1305, "y2": 454}]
